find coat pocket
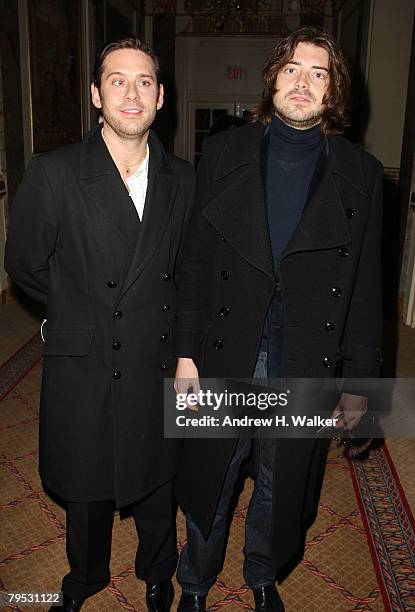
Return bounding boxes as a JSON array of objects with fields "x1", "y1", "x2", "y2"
[
  {"x1": 341, "y1": 341, "x2": 383, "y2": 370},
  {"x1": 43, "y1": 327, "x2": 95, "y2": 356}
]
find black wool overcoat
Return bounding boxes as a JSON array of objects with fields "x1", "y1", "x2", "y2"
[
  {"x1": 173, "y1": 122, "x2": 383, "y2": 577},
  {"x1": 5, "y1": 126, "x2": 194, "y2": 507}
]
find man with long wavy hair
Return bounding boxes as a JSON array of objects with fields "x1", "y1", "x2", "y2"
[{"x1": 174, "y1": 27, "x2": 383, "y2": 611}]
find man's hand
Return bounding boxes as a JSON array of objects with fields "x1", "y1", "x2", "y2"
[
  {"x1": 174, "y1": 358, "x2": 201, "y2": 410},
  {"x1": 332, "y1": 393, "x2": 368, "y2": 431}
]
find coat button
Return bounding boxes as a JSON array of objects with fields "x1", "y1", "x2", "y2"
[
  {"x1": 162, "y1": 273, "x2": 171, "y2": 281},
  {"x1": 220, "y1": 270, "x2": 230, "y2": 280},
  {"x1": 345, "y1": 208, "x2": 355, "y2": 218},
  {"x1": 160, "y1": 334, "x2": 168, "y2": 342},
  {"x1": 112, "y1": 341, "x2": 121, "y2": 350},
  {"x1": 160, "y1": 362, "x2": 168, "y2": 370},
  {"x1": 161, "y1": 304, "x2": 170, "y2": 312},
  {"x1": 338, "y1": 247, "x2": 349, "y2": 257},
  {"x1": 331, "y1": 287, "x2": 341, "y2": 297},
  {"x1": 113, "y1": 310, "x2": 123, "y2": 319},
  {"x1": 220, "y1": 234, "x2": 227, "y2": 243},
  {"x1": 107, "y1": 280, "x2": 117, "y2": 288},
  {"x1": 213, "y1": 339, "x2": 223, "y2": 350},
  {"x1": 113, "y1": 370, "x2": 121, "y2": 379},
  {"x1": 219, "y1": 306, "x2": 230, "y2": 317},
  {"x1": 322, "y1": 356, "x2": 332, "y2": 368},
  {"x1": 324, "y1": 322, "x2": 335, "y2": 333}
]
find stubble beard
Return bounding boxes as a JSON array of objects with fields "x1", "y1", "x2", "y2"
[
  {"x1": 101, "y1": 105, "x2": 156, "y2": 140},
  {"x1": 274, "y1": 92, "x2": 324, "y2": 130},
  {"x1": 275, "y1": 105, "x2": 324, "y2": 130}
]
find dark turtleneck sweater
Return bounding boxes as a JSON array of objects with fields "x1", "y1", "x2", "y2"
[
  {"x1": 266, "y1": 115, "x2": 323, "y2": 258},
  {"x1": 260, "y1": 116, "x2": 323, "y2": 367}
]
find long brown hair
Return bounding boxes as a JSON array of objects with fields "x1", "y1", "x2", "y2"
[{"x1": 251, "y1": 27, "x2": 350, "y2": 134}]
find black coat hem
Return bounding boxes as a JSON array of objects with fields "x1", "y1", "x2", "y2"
[{"x1": 41, "y1": 474, "x2": 176, "y2": 509}]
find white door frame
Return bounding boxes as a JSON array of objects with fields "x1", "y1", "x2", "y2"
[{"x1": 174, "y1": 34, "x2": 277, "y2": 161}]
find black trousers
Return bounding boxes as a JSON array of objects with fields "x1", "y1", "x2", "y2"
[{"x1": 62, "y1": 481, "x2": 178, "y2": 600}]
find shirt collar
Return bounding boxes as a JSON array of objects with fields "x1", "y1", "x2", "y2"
[
  {"x1": 100, "y1": 128, "x2": 149, "y2": 179},
  {"x1": 128, "y1": 144, "x2": 149, "y2": 178}
]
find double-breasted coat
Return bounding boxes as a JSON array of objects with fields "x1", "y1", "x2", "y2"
[
  {"x1": 5, "y1": 126, "x2": 194, "y2": 507},
  {"x1": 173, "y1": 122, "x2": 383, "y2": 577}
]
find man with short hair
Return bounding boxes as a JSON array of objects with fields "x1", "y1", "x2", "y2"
[
  {"x1": 6, "y1": 36, "x2": 194, "y2": 612},
  {"x1": 174, "y1": 27, "x2": 382, "y2": 611}
]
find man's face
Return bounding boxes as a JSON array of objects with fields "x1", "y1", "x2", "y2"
[
  {"x1": 91, "y1": 48, "x2": 164, "y2": 139},
  {"x1": 272, "y1": 42, "x2": 330, "y2": 129}
]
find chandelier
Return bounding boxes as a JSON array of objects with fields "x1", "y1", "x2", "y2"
[
  {"x1": 151, "y1": 1, "x2": 330, "y2": 33},
  {"x1": 183, "y1": 0, "x2": 267, "y2": 30}
]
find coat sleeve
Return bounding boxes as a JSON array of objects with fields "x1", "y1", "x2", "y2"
[
  {"x1": 173, "y1": 161, "x2": 196, "y2": 286},
  {"x1": 4, "y1": 156, "x2": 58, "y2": 305},
  {"x1": 341, "y1": 161, "x2": 383, "y2": 378},
  {"x1": 173, "y1": 143, "x2": 214, "y2": 359}
]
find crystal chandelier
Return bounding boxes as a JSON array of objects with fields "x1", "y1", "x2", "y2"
[{"x1": 184, "y1": 0, "x2": 266, "y2": 30}]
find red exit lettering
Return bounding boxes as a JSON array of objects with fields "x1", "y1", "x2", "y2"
[{"x1": 227, "y1": 66, "x2": 244, "y2": 80}]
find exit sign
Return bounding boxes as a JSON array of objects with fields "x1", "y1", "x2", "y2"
[{"x1": 227, "y1": 66, "x2": 245, "y2": 80}]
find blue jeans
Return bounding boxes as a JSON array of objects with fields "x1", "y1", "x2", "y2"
[{"x1": 177, "y1": 352, "x2": 277, "y2": 594}]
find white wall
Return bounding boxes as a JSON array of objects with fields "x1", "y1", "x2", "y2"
[
  {"x1": 174, "y1": 35, "x2": 277, "y2": 160},
  {"x1": 365, "y1": 0, "x2": 414, "y2": 168}
]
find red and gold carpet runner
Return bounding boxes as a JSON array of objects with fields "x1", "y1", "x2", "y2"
[{"x1": 1, "y1": 334, "x2": 414, "y2": 611}]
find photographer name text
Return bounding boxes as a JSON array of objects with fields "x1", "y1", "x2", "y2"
[{"x1": 176, "y1": 415, "x2": 339, "y2": 428}]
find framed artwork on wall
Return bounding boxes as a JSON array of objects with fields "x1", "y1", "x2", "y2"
[{"x1": 19, "y1": 0, "x2": 83, "y2": 158}]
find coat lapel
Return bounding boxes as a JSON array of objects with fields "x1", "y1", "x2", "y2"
[
  {"x1": 203, "y1": 123, "x2": 275, "y2": 279},
  {"x1": 202, "y1": 123, "x2": 368, "y2": 271},
  {"x1": 119, "y1": 130, "x2": 178, "y2": 298},
  {"x1": 283, "y1": 136, "x2": 367, "y2": 258},
  {"x1": 80, "y1": 127, "x2": 140, "y2": 249}
]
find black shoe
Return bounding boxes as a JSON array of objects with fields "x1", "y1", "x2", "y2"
[
  {"x1": 146, "y1": 580, "x2": 174, "y2": 612},
  {"x1": 49, "y1": 594, "x2": 85, "y2": 611},
  {"x1": 253, "y1": 585, "x2": 285, "y2": 612},
  {"x1": 177, "y1": 592, "x2": 207, "y2": 611}
]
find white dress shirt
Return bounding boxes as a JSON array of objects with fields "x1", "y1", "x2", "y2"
[{"x1": 126, "y1": 145, "x2": 149, "y2": 222}]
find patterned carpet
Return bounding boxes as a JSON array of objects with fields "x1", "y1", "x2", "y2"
[{"x1": 0, "y1": 334, "x2": 414, "y2": 611}]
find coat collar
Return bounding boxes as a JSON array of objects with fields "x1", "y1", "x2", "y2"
[
  {"x1": 204, "y1": 123, "x2": 273, "y2": 278},
  {"x1": 80, "y1": 124, "x2": 115, "y2": 179},
  {"x1": 204, "y1": 122, "x2": 366, "y2": 278},
  {"x1": 80, "y1": 126, "x2": 140, "y2": 249},
  {"x1": 326, "y1": 134, "x2": 368, "y2": 197},
  {"x1": 119, "y1": 129, "x2": 178, "y2": 298},
  {"x1": 79, "y1": 125, "x2": 177, "y2": 296},
  {"x1": 80, "y1": 124, "x2": 172, "y2": 179},
  {"x1": 213, "y1": 122, "x2": 367, "y2": 196},
  {"x1": 283, "y1": 134, "x2": 368, "y2": 257},
  {"x1": 213, "y1": 122, "x2": 263, "y2": 180}
]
